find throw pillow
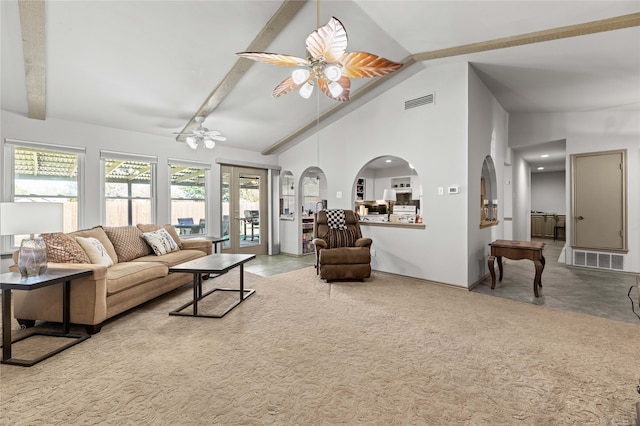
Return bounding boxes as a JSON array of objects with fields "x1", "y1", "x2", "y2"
[
  {"x1": 68, "y1": 226, "x2": 118, "y2": 264},
  {"x1": 141, "y1": 228, "x2": 180, "y2": 256},
  {"x1": 75, "y1": 236, "x2": 114, "y2": 267},
  {"x1": 136, "y1": 224, "x2": 183, "y2": 249},
  {"x1": 104, "y1": 226, "x2": 153, "y2": 262},
  {"x1": 40, "y1": 232, "x2": 91, "y2": 264},
  {"x1": 328, "y1": 228, "x2": 356, "y2": 249}
]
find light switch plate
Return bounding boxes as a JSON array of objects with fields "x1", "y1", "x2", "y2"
[
  {"x1": 336, "y1": 191, "x2": 342, "y2": 198},
  {"x1": 438, "y1": 187, "x2": 444, "y2": 195}
]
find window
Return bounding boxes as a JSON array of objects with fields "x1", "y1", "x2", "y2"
[
  {"x1": 101, "y1": 151, "x2": 156, "y2": 226},
  {"x1": 3, "y1": 141, "x2": 84, "y2": 248},
  {"x1": 169, "y1": 160, "x2": 209, "y2": 235},
  {"x1": 280, "y1": 171, "x2": 295, "y2": 217}
]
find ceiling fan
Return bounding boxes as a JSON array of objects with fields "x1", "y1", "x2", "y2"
[
  {"x1": 237, "y1": 16, "x2": 402, "y2": 101},
  {"x1": 174, "y1": 116, "x2": 226, "y2": 150}
]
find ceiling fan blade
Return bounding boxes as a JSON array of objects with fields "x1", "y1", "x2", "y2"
[
  {"x1": 306, "y1": 16, "x2": 348, "y2": 63},
  {"x1": 211, "y1": 136, "x2": 227, "y2": 141},
  {"x1": 272, "y1": 76, "x2": 302, "y2": 98},
  {"x1": 236, "y1": 52, "x2": 309, "y2": 67},
  {"x1": 339, "y1": 51, "x2": 403, "y2": 78}
]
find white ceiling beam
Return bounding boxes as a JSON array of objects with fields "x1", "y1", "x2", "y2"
[{"x1": 18, "y1": 0, "x2": 47, "y2": 120}]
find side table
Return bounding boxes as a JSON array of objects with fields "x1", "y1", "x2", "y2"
[{"x1": 1, "y1": 268, "x2": 92, "y2": 366}]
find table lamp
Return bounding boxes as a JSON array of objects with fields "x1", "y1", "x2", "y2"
[
  {"x1": 0, "y1": 202, "x2": 64, "y2": 277},
  {"x1": 382, "y1": 189, "x2": 396, "y2": 222}
]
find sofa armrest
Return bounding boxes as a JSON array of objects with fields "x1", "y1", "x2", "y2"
[
  {"x1": 181, "y1": 239, "x2": 212, "y2": 255},
  {"x1": 12, "y1": 262, "x2": 109, "y2": 326},
  {"x1": 355, "y1": 237, "x2": 372, "y2": 248}
]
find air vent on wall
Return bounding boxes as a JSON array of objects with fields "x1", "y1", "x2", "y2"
[
  {"x1": 405, "y1": 92, "x2": 435, "y2": 110},
  {"x1": 573, "y1": 250, "x2": 624, "y2": 271}
]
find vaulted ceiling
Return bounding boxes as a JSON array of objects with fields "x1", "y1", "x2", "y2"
[{"x1": 2, "y1": 1, "x2": 639, "y2": 173}]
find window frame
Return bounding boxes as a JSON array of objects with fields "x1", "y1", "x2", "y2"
[
  {"x1": 2, "y1": 139, "x2": 86, "y2": 251},
  {"x1": 168, "y1": 159, "x2": 210, "y2": 237},
  {"x1": 100, "y1": 150, "x2": 157, "y2": 227}
]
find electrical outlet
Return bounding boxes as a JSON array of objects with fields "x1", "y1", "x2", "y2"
[{"x1": 370, "y1": 249, "x2": 376, "y2": 257}]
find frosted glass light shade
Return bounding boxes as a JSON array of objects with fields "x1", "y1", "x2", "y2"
[
  {"x1": 328, "y1": 81, "x2": 343, "y2": 97},
  {"x1": 299, "y1": 82, "x2": 314, "y2": 99},
  {"x1": 203, "y1": 138, "x2": 215, "y2": 149},
  {"x1": 324, "y1": 65, "x2": 342, "y2": 82},
  {"x1": 292, "y1": 68, "x2": 310, "y2": 84},
  {"x1": 186, "y1": 136, "x2": 198, "y2": 149}
]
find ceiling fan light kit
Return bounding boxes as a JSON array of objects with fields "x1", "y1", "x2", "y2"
[
  {"x1": 237, "y1": 16, "x2": 402, "y2": 101},
  {"x1": 174, "y1": 115, "x2": 226, "y2": 150}
]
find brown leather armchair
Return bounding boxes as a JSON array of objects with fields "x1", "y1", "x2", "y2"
[{"x1": 312, "y1": 210, "x2": 372, "y2": 281}]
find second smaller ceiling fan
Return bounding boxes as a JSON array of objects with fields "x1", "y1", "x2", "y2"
[{"x1": 174, "y1": 116, "x2": 226, "y2": 150}]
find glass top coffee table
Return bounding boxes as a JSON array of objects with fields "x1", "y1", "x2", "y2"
[{"x1": 168, "y1": 253, "x2": 255, "y2": 318}]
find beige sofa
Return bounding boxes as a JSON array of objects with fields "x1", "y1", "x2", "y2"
[{"x1": 10, "y1": 224, "x2": 211, "y2": 333}]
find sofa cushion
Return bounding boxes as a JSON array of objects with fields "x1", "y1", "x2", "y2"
[
  {"x1": 40, "y1": 232, "x2": 91, "y2": 264},
  {"x1": 69, "y1": 226, "x2": 118, "y2": 264},
  {"x1": 76, "y1": 236, "x2": 115, "y2": 267},
  {"x1": 141, "y1": 228, "x2": 180, "y2": 256},
  {"x1": 105, "y1": 261, "x2": 168, "y2": 295},
  {"x1": 137, "y1": 224, "x2": 183, "y2": 249},
  {"x1": 104, "y1": 226, "x2": 153, "y2": 262},
  {"x1": 133, "y1": 249, "x2": 206, "y2": 267}
]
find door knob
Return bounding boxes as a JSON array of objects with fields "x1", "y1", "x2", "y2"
[{"x1": 577, "y1": 216, "x2": 584, "y2": 220}]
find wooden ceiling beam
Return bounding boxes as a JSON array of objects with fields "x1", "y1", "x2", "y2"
[
  {"x1": 18, "y1": 0, "x2": 47, "y2": 120},
  {"x1": 176, "y1": 0, "x2": 305, "y2": 141},
  {"x1": 262, "y1": 12, "x2": 640, "y2": 155}
]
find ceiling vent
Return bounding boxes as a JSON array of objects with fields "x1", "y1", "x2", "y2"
[{"x1": 405, "y1": 93, "x2": 435, "y2": 110}]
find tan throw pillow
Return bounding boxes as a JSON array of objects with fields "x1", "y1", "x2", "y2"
[
  {"x1": 141, "y1": 229, "x2": 180, "y2": 256},
  {"x1": 68, "y1": 226, "x2": 118, "y2": 264},
  {"x1": 104, "y1": 226, "x2": 153, "y2": 262},
  {"x1": 40, "y1": 232, "x2": 91, "y2": 264},
  {"x1": 137, "y1": 224, "x2": 183, "y2": 249},
  {"x1": 76, "y1": 236, "x2": 114, "y2": 267}
]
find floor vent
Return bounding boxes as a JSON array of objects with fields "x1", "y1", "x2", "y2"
[
  {"x1": 573, "y1": 250, "x2": 624, "y2": 270},
  {"x1": 405, "y1": 92, "x2": 435, "y2": 110}
]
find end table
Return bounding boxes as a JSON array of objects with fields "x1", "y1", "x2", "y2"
[{"x1": 1, "y1": 268, "x2": 92, "y2": 366}]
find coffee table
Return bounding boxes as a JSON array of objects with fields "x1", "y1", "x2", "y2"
[
  {"x1": 1, "y1": 268, "x2": 93, "y2": 366},
  {"x1": 168, "y1": 253, "x2": 255, "y2": 318}
]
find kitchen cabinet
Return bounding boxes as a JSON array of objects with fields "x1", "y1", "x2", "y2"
[{"x1": 531, "y1": 214, "x2": 565, "y2": 239}]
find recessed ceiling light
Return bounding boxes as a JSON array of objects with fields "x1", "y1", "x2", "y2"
[
  {"x1": 537, "y1": 166, "x2": 545, "y2": 170},
  {"x1": 385, "y1": 159, "x2": 392, "y2": 163},
  {"x1": 540, "y1": 154, "x2": 549, "y2": 158}
]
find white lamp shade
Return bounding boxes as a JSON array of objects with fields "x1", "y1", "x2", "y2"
[
  {"x1": 0, "y1": 202, "x2": 64, "y2": 236},
  {"x1": 382, "y1": 189, "x2": 397, "y2": 202}
]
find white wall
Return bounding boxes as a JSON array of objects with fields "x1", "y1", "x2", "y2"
[
  {"x1": 510, "y1": 111, "x2": 640, "y2": 273},
  {"x1": 1, "y1": 110, "x2": 278, "y2": 237},
  {"x1": 279, "y1": 62, "x2": 490, "y2": 287},
  {"x1": 467, "y1": 65, "x2": 509, "y2": 285},
  {"x1": 531, "y1": 171, "x2": 565, "y2": 214}
]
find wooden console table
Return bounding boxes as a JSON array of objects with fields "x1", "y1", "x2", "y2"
[{"x1": 488, "y1": 240, "x2": 546, "y2": 297}]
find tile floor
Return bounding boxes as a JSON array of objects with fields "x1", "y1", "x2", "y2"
[{"x1": 245, "y1": 242, "x2": 640, "y2": 325}]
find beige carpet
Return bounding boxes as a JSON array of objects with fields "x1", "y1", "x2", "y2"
[{"x1": 1, "y1": 267, "x2": 639, "y2": 425}]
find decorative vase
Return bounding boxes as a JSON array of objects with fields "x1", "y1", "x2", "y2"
[{"x1": 18, "y1": 237, "x2": 48, "y2": 277}]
